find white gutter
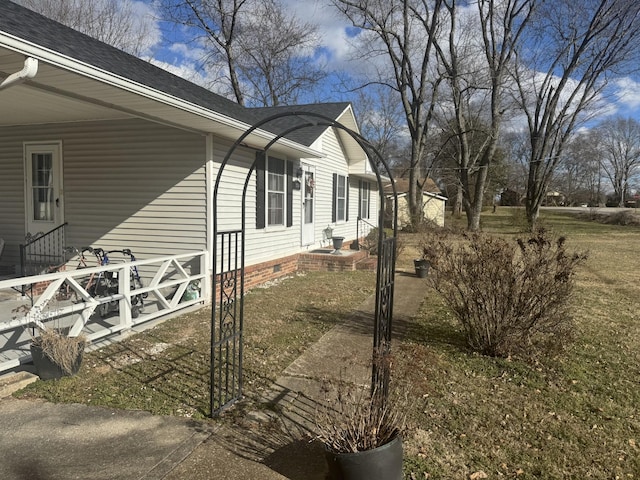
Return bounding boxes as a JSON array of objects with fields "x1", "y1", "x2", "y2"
[
  {"x1": 0, "y1": 56, "x2": 37, "y2": 90},
  {"x1": 0, "y1": 32, "x2": 322, "y2": 158}
]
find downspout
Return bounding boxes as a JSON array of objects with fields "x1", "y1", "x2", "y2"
[{"x1": 0, "y1": 57, "x2": 38, "y2": 90}]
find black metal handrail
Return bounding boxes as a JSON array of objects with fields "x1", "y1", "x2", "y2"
[{"x1": 19, "y1": 222, "x2": 68, "y2": 277}]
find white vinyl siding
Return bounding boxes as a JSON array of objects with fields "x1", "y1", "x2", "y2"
[
  {"x1": 0, "y1": 119, "x2": 206, "y2": 269},
  {"x1": 212, "y1": 144, "x2": 300, "y2": 267},
  {"x1": 307, "y1": 128, "x2": 377, "y2": 246},
  {"x1": 0, "y1": 116, "x2": 379, "y2": 275}
]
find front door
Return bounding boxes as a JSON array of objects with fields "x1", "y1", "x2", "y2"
[
  {"x1": 301, "y1": 165, "x2": 315, "y2": 246},
  {"x1": 24, "y1": 142, "x2": 64, "y2": 237}
]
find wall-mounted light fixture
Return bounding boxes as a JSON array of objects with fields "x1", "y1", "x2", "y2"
[{"x1": 293, "y1": 165, "x2": 303, "y2": 190}]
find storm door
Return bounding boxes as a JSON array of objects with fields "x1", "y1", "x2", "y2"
[
  {"x1": 301, "y1": 165, "x2": 315, "y2": 246},
  {"x1": 24, "y1": 142, "x2": 64, "y2": 236}
]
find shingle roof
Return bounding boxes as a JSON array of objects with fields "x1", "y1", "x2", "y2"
[
  {"x1": 0, "y1": 1, "x2": 347, "y2": 146},
  {"x1": 250, "y1": 103, "x2": 351, "y2": 146},
  {"x1": 384, "y1": 178, "x2": 442, "y2": 195}
]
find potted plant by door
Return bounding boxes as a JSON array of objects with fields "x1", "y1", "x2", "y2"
[
  {"x1": 315, "y1": 383, "x2": 405, "y2": 480},
  {"x1": 30, "y1": 326, "x2": 86, "y2": 381}
]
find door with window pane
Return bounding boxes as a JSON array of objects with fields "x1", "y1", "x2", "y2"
[
  {"x1": 25, "y1": 143, "x2": 63, "y2": 236},
  {"x1": 301, "y1": 165, "x2": 315, "y2": 245}
]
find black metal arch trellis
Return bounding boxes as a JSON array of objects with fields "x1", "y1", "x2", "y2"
[{"x1": 210, "y1": 111, "x2": 399, "y2": 416}]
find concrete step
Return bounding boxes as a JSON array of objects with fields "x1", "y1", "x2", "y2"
[
  {"x1": 355, "y1": 256, "x2": 377, "y2": 271},
  {"x1": 0, "y1": 371, "x2": 37, "y2": 398}
]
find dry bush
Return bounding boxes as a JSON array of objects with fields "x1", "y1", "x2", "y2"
[
  {"x1": 601, "y1": 210, "x2": 640, "y2": 226},
  {"x1": 421, "y1": 229, "x2": 587, "y2": 358},
  {"x1": 315, "y1": 379, "x2": 407, "y2": 454},
  {"x1": 31, "y1": 329, "x2": 86, "y2": 375},
  {"x1": 363, "y1": 227, "x2": 405, "y2": 258}
]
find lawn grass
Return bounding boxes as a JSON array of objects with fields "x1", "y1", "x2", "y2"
[
  {"x1": 396, "y1": 208, "x2": 640, "y2": 478},
  {"x1": 15, "y1": 207, "x2": 640, "y2": 478},
  {"x1": 16, "y1": 271, "x2": 376, "y2": 419}
]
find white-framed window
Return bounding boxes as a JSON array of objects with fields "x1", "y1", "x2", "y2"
[
  {"x1": 359, "y1": 180, "x2": 370, "y2": 219},
  {"x1": 267, "y1": 157, "x2": 286, "y2": 226},
  {"x1": 256, "y1": 153, "x2": 292, "y2": 230},
  {"x1": 334, "y1": 174, "x2": 348, "y2": 222}
]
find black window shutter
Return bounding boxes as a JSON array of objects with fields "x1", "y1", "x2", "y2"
[
  {"x1": 345, "y1": 176, "x2": 350, "y2": 222},
  {"x1": 255, "y1": 152, "x2": 266, "y2": 229},
  {"x1": 358, "y1": 179, "x2": 362, "y2": 219},
  {"x1": 286, "y1": 160, "x2": 293, "y2": 227},
  {"x1": 332, "y1": 173, "x2": 337, "y2": 223}
]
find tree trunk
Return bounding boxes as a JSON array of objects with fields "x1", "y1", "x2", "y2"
[
  {"x1": 454, "y1": 185, "x2": 463, "y2": 218},
  {"x1": 407, "y1": 141, "x2": 423, "y2": 227}
]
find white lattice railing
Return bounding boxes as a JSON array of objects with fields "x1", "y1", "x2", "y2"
[{"x1": 0, "y1": 251, "x2": 209, "y2": 374}]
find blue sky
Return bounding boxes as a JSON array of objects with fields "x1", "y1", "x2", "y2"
[
  {"x1": 133, "y1": 0, "x2": 640, "y2": 124},
  {"x1": 134, "y1": 0, "x2": 357, "y2": 104}
]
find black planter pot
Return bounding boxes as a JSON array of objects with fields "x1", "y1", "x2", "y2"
[
  {"x1": 414, "y1": 259, "x2": 430, "y2": 278},
  {"x1": 325, "y1": 436, "x2": 403, "y2": 480},
  {"x1": 30, "y1": 343, "x2": 83, "y2": 381},
  {"x1": 332, "y1": 236, "x2": 345, "y2": 250}
]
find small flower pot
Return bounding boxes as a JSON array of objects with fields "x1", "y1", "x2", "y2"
[
  {"x1": 413, "y1": 259, "x2": 430, "y2": 278},
  {"x1": 332, "y1": 236, "x2": 345, "y2": 250},
  {"x1": 324, "y1": 435, "x2": 403, "y2": 480}
]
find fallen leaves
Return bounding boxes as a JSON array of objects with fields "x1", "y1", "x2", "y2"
[{"x1": 470, "y1": 472, "x2": 488, "y2": 480}]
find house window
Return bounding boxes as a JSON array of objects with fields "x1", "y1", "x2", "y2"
[
  {"x1": 256, "y1": 152, "x2": 293, "y2": 229},
  {"x1": 359, "y1": 180, "x2": 370, "y2": 219},
  {"x1": 267, "y1": 157, "x2": 285, "y2": 226},
  {"x1": 333, "y1": 174, "x2": 348, "y2": 222}
]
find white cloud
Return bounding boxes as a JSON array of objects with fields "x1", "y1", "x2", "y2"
[
  {"x1": 280, "y1": 0, "x2": 361, "y2": 69},
  {"x1": 613, "y1": 77, "x2": 640, "y2": 110},
  {"x1": 129, "y1": 0, "x2": 162, "y2": 56}
]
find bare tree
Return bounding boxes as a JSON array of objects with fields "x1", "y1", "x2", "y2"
[
  {"x1": 161, "y1": 0, "x2": 326, "y2": 106},
  {"x1": 332, "y1": 0, "x2": 445, "y2": 227},
  {"x1": 432, "y1": 0, "x2": 535, "y2": 230},
  {"x1": 595, "y1": 117, "x2": 640, "y2": 206},
  {"x1": 334, "y1": 0, "x2": 534, "y2": 230},
  {"x1": 513, "y1": 0, "x2": 640, "y2": 228},
  {"x1": 353, "y1": 85, "x2": 408, "y2": 172},
  {"x1": 233, "y1": 0, "x2": 327, "y2": 106},
  {"x1": 500, "y1": 129, "x2": 531, "y2": 197},
  {"x1": 554, "y1": 132, "x2": 603, "y2": 206},
  {"x1": 161, "y1": 0, "x2": 250, "y2": 104},
  {"x1": 15, "y1": 0, "x2": 159, "y2": 57}
]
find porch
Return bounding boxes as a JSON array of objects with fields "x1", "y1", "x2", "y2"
[{"x1": 0, "y1": 251, "x2": 208, "y2": 374}]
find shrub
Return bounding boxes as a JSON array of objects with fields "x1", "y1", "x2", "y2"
[
  {"x1": 602, "y1": 210, "x2": 640, "y2": 226},
  {"x1": 421, "y1": 229, "x2": 587, "y2": 358},
  {"x1": 363, "y1": 227, "x2": 405, "y2": 258}
]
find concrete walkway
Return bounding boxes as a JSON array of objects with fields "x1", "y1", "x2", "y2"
[{"x1": 0, "y1": 273, "x2": 428, "y2": 480}]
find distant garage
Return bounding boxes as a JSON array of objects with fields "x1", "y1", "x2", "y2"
[{"x1": 385, "y1": 178, "x2": 447, "y2": 228}]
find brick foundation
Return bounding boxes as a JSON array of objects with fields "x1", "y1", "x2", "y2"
[{"x1": 212, "y1": 243, "x2": 375, "y2": 299}]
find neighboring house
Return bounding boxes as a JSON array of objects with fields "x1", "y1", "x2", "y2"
[
  {"x1": 543, "y1": 191, "x2": 566, "y2": 207},
  {"x1": 0, "y1": 1, "x2": 379, "y2": 282},
  {"x1": 384, "y1": 178, "x2": 447, "y2": 228},
  {"x1": 500, "y1": 188, "x2": 521, "y2": 206}
]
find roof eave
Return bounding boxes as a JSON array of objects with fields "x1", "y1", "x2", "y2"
[{"x1": 0, "y1": 31, "x2": 322, "y2": 159}]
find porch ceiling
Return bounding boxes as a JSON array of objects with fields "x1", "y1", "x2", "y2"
[
  {"x1": 0, "y1": 47, "x2": 322, "y2": 159},
  {"x1": 0, "y1": 49, "x2": 129, "y2": 125}
]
